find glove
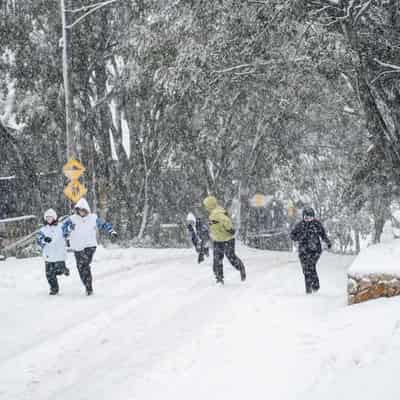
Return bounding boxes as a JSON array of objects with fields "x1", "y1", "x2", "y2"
[
  {"x1": 327, "y1": 243, "x2": 332, "y2": 250},
  {"x1": 44, "y1": 236, "x2": 52, "y2": 243},
  {"x1": 66, "y1": 239, "x2": 70, "y2": 248},
  {"x1": 110, "y1": 230, "x2": 118, "y2": 238},
  {"x1": 187, "y1": 224, "x2": 194, "y2": 232},
  {"x1": 198, "y1": 251, "x2": 205, "y2": 263}
]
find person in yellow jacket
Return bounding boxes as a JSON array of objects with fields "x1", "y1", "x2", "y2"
[{"x1": 203, "y1": 196, "x2": 246, "y2": 284}]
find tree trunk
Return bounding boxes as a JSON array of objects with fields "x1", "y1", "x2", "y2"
[
  {"x1": 354, "y1": 228, "x2": 360, "y2": 254},
  {"x1": 372, "y1": 215, "x2": 385, "y2": 244},
  {"x1": 137, "y1": 174, "x2": 149, "y2": 240}
]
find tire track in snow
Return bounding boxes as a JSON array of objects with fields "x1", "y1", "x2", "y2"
[{"x1": 0, "y1": 252, "x2": 197, "y2": 362}]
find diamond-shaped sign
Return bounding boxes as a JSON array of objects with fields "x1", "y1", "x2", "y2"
[
  {"x1": 63, "y1": 159, "x2": 86, "y2": 180},
  {"x1": 250, "y1": 193, "x2": 267, "y2": 208},
  {"x1": 64, "y1": 180, "x2": 87, "y2": 203}
]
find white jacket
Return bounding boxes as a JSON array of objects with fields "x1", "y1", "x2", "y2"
[
  {"x1": 67, "y1": 213, "x2": 99, "y2": 251},
  {"x1": 38, "y1": 224, "x2": 67, "y2": 262},
  {"x1": 63, "y1": 198, "x2": 114, "y2": 251}
]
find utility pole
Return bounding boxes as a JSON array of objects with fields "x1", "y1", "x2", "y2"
[
  {"x1": 60, "y1": 0, "x2": 74, "y2": 160},
  {"x1": 60, "y1": 0, "x2": 122, "y2": 161}
]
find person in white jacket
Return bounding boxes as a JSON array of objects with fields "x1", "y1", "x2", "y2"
[
  {"x1": 37, "y1": 209, "x2": 70, "y2": 295},
  {"x1": 62, "y1": 198, "x2": 117, "y2": 296}
]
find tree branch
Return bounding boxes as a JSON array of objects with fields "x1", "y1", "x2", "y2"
[
  {"x1": 354, "y1": 0, "x2": 372, "y2": 25},
  {"x1": 65, "y1": 0, "x2": 120, "y2": 14},
  {"x1": 310, "y1": 0, "x2": 342, "y2": 9},
  {"x1": 371, "y1": 70, "x2": 400, "y2": 84},
  {"x1": 246, "y1": 1, "x2": 268, "y2": 5},
  {"x1": 325, "y1": 0, "x2": 342, "y2": 6},
  {"x1": 374, "y1": 58, "x2": 400, "y2": 70},
  {"x1": 66, "y1": 0, "x2": 122, "y2": 29},
  {"x1": 309, "y1": 6, "x2": 332, "y2": 17},
  {"x1": 293, "y1": 23, "x2": 314, "y2": 60},
  {"x1": 149, "y1": 142, "x2": 169, "y2": 173},
  {"x1": 212, "y1": 61, "x2": 273, "y2": 74}
]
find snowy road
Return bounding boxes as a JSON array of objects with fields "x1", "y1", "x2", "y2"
[{"x1": 1, "y1": 246, "x2": 400, "y2": 399}]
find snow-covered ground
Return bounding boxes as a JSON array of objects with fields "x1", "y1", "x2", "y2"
[{"x1": 1, "y1": 245, "x2": 400, "y2": 400}]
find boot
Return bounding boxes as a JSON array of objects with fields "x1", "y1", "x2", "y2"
[
  {"x1": 198, "y1": 251, "x2": 205, "y2": 263},
  {"x1": 240, "y1": 266, "x2": 246, "y2": 282},
  {"x1": 312, "y1": 280, "x2": 320, "y2": 293}
]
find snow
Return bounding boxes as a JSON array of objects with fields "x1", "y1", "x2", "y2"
[
  {"x1": 1, "y1": 245, "x2": 400, "y2": 399},
  {"x1": 349, "y1": 222, "x2": 400, "y2": 277},
  {"x1": 160, "y1": 223, "x2": 179, "y2": 229},
  {"x1": 0, "y1": 215, "x2": 36, "y2": 224}
]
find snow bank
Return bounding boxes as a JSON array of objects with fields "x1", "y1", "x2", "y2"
[{"x1": 348, "y1": 223, "x2": 400, "y2": 277}]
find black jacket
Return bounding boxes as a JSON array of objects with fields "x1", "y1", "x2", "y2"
[{"x1": 290, "y1": 219, "x2": 331, "y2": 255}]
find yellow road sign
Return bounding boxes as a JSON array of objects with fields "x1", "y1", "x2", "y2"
[
  {"x1": 64, "y1": 180, "x2": 87, "y2": 203},
  {"x1": 63, "y1": 159, "x2": 86, "y2": 180},
  {"x1": 250, "y1": 193, "x2": 267, "y2": 208}
]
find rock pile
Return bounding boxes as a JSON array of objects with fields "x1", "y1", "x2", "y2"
[{"x1": 348, "y1": 274, "x2": 400, "y2": 305}]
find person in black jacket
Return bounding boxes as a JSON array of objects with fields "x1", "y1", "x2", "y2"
[{"x1": 290, "y1": 207, "x2": 331, "y2": 294}]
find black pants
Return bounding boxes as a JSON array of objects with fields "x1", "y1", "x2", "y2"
[
  {"x1": 299, "y1": 251, "x2": 321, "y2": 293},
  {"x1": 213, "y1": 239, "x2": 245, "y2": 281},
  {"x1": 74, "y1": 247, "x2": 96, "y2": 291},
  {"x1": 45, "y1": 261, "x2": 67, "y2": 293},
  {"x1": 189, "y1": 227, "x2": 209, "y2": 260}
]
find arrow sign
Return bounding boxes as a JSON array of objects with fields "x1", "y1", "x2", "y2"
[
  {"x1": 64, "y1": 180, "x2": 87, "y2": 203},
  {"x1": 63, "y1": 159, "x2": 86, "y2": 181}
]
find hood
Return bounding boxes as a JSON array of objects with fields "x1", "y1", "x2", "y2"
[
  {"x1": 203, "y1": 196, "x2": 218, "y2": 212},
  {"x1": 186, "y1": 212, "x2": 196, "y2": 224},
  {"x1": 44, "y1": 208, "x2": 57, "y2": 220},
  {"x1": 75, "y1": 198, "x2": 91, "y2": 213},
  {"x1": 302, "y1": 206, "x2": 315, "y2": 219}
]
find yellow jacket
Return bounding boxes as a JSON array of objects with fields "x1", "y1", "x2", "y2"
[{"x1": 203, "y1": 196, "x2": 235, "y2": 242}]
